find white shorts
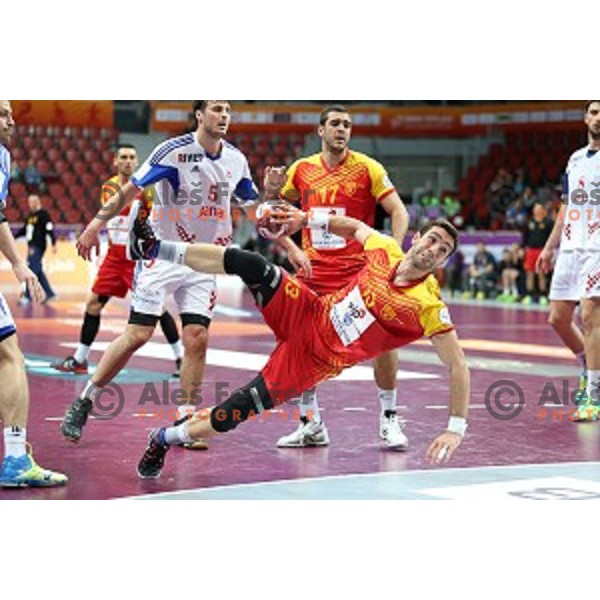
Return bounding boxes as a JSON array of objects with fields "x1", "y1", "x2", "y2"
[
  {"x1": 0, "y1": 292, "x2": 17, "y2": 341},
  {"x1": 550, "y1": 249, "x2": 600, "y2": 301},
  {"x1": 131, "y1": 259, "x2": 216, "y2": 319},
  {"x1": 549, "y1": 250, "x2": 583, "y2": 302},
  {"x1": 581, "y1": 250, "x2": 600, "y2": 299}
]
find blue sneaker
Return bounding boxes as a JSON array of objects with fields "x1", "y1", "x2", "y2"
[{"x1": 0, "y1": 447, "x2": 68, "y2": 488}]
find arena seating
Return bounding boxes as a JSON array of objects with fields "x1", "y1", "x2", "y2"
[
  {"x1": 6, "y1": 125, "x2": 118, "y2": 225},
  {"x1": 456, "y1": 129, "x2": 587, "y2": 224},
  {"x1": 6, "y1": 128, "x2": 305, "y2": 225}
]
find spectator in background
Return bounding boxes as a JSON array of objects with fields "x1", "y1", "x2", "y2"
[
  {"x1": 521, "y1": 203, "x2": 552, "y2": 306},
  {"x1": 497, "y1": 245, "x2": 522, "y2": 302},
  {"x1": 23, "y1": 158, "x2": 44, "y2": 192},
  {"x1": 513, "y1": 168, "x2": 528, "y2": 196},
  {"x1": 14, "y1": 194, "x2": 56, "y2": 305},
  {"x1": 444, "y1": 248, "x2": 465, "y2": 297},
  {"x1": 464, "y1": 241, "x2": 497, "y2": 300},
  {"x1": 10, "y1": 161, "x2": 22, "y2": 182},
  {"x1": 442, "y1": 194, "x2": 461, "y2": 218}
]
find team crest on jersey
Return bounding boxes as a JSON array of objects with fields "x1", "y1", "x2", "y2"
[
  {"x1": 343, "y1": 181, "x2": 358, "y2": 195},
  {"x1": 380, "y1": 305, "x2": 396, "y2": 321},
  {"x1": 439, "y1": 307, "x2": 452, "y2": 325}
]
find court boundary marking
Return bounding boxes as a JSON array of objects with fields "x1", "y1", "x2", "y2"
[{"x1": 121, "y1": 460, "x2": 600, "y2": 500}]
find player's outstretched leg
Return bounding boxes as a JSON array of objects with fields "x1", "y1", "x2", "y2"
[{"x1": 138, "y1": 374, "x2": 271, "y2": 478}]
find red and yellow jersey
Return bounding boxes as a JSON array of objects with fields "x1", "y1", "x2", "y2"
[
  {"x1": 312, "y1": 233, "x2": 454, "y2": 371},
  {"x1": 281, "y1": 151, "x2": 396, "y2": 287},
  {"x1": 101, "y1": 176, "x2": 153, "y2": 247}
]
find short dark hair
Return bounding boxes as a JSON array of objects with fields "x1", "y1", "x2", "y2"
[
  {"x1": 585, "y1": 101, "x2": 600, "y2": 112},
  {"x1": 419, "y1": 218, "x2": 460, "y2": 254},
  {"x1": 115, "y1": 143, "x2": 136, "y2": 156},
  {"x1": 319, "y1": 104, "x2": 349, "y2": 126},
  {"x1": 193, "y1": 101, "x2": 209, "y2": 114}
]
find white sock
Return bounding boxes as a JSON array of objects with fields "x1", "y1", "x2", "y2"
[
  {"x1": 587, "y1": 370, "x2": 600, "y2": 402},
  {"x1": 171, "y1": 340, "x2": 184, "y2": 360},
  {"x1": 300, "y1": 388, "x2": 320, "y2": 423},
  {"x1": 74, "y1": 343, "x2": 91, "y2": 364},
  {"x1": 576, "y1": 351, "x2": 587, "y2": 374},
  {"x1": 503, "y1": 287, "x2": 509, "y2": 295},
  {"x1": 378, "y1": 388, "x2": 397, "y2": 414},
  {"x1": 80, "y1": 379, "x2": 97, "y2": 400},
  {"x1": 4, "y1": 426, "x2": 27, "y2": 458},
  {"x1": 164, "y1": 421, "x2": 194, "y2": 446},
  {"x1": 177, "y1": 404, "x2": 195, "y2": 421},
  {"x1": 157, "y1": 241, "x2": 187, "y2": 265}
]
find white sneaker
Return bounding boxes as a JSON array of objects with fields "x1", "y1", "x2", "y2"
[
  {"x1": 380, "y1": 413, "x2": 408, "y2": 450},
  {"x1": 276, "y1": 420, "x2": 330, "y2": 448}
]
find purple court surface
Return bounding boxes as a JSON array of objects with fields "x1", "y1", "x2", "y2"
[{"x1": 2, "y1": 281, "x2": 599, "y2": 500}]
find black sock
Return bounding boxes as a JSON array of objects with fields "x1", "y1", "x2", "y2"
[
  {"x1": 159, "y1": 311, "x2": 180, "y2": 345},
  {"x1": 80, "y1": 313, "x2": 101, "y2": 346}
]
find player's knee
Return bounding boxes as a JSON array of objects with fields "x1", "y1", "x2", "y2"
[
  {"x1": 581, "y1": 304, "x2": 600, "y2": 331},
  {"x1": 124, "y1": 325, "x2": 154, "y2": 349},
  {"x1": 182, "y1": 325, "x2": 209, "y2": 357},
  {"x1": 210, "y1": 375, "x2": 273, "y2": 433}
]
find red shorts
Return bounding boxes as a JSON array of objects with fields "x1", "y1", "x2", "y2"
[
  {"x1": 297, "y1": 262, "x2": 364, "y2": 296},
  {"x1": 260, "y1": 270, "x2": 341, "y2": 404},
  {"x1": 524, "y1": 247, "x2": 542, "y2": 273},
  {"x1": 91, "y1": 245, "x2": 135, "y2": 298}
]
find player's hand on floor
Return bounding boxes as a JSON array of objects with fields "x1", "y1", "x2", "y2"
[
  {"x1": 426, "y1": 431, "x2": 463, "y2": 466},
  {"x1": 13, "y1": 262, "x2": 44, "y2": 303},
  {"x1": 76, "y1": 228, "x2": 100, "y2": 261}
]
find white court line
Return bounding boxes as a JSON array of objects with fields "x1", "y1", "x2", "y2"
[
  {"x1": 60, "y1": 342, "x2": 439, "y2": 383},
  {"x1": 425, "y1": 404, "x2": 488, "y2": 410},
  {"x1": 343, "y1": 407, "x2": 367, "y2": 412},
  {"x1": 120, "y1": 460, "x2": 600, "y2": 500}
]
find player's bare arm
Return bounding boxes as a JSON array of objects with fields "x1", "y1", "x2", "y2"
[
  {"x1": 0, "y1": 221, "x2": 44, "y2": 303},
  {"x1": 426, "y1": 330, "x2": 470, "y2": 465},
  {"x1": 380, "y1": 191, "x2": 410, "y2": 245},
  {"x1": 77, "y1": 181, "x2": 140, "y2": 260},
  {"x1": 536, "y1": 205, "x2": 565, "y2": 274}
]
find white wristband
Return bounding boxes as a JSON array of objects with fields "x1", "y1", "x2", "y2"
[
  {"x1": 307, "y1": 211, "x2": 330, "y2": 230},
  {"x1": 446, "y1": 416, "x2": 468, "y2": 437}
]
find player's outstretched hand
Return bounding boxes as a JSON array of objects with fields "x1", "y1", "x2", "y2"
[
  {"x1": 76, "y1": 227, "x2": 101, "y2": 261},
  {"x1": 426, "y1": 431, "x2": 463, "y2": 466},
  {"x1": 535, "y1": 247, "x2": 553, "y2": 274},
  {"x1": 13, "y1": 262, "x2": 44, "y2": 303}
]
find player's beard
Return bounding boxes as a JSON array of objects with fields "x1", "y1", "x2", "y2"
[
  {"x1": 0, "y1": 126, "x2": 12, "y2": 145},
  {"x1": 589, "y1": 125, "x2": 600, "y2": 141},
  {"x1": 408, "y1": 248, "x2": 435, "y2": 272}
]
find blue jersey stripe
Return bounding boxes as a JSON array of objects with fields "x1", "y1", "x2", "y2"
[{"x1": 150, "y1": 133, "x2": 195, "y2": 166}]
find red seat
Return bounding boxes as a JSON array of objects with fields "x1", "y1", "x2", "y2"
[
  {"x1": 62, "y1": 172, "x2": 78, "y2": 187},
  {"x1": 36, "y1": 159, "x2": 51, "y2": 177}
]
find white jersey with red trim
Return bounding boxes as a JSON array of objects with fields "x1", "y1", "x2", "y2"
[
  {"x1": 131, "y1": 133, "x2": 258, "y2": 246},
  {"x1": 561, "y1": 146, "x2": 600, "y2": 251}
]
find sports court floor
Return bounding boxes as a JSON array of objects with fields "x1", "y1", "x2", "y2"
[{"x1": 2, "y1": 279, "x2": 600, "y2": 500}]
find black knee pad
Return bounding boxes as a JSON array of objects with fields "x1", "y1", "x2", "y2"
[
  {"x1": 97, "y1": 295, "x2": 111, "y2": 307},
  {"x1": 223, "y1": 248, "x2": 282, "y2": 308},
  {"x1": 210, "y1": 374, "x2": 273, "y2": 433}
]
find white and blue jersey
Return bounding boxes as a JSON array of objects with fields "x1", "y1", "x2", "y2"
[
  {"x1": 131, "y1": 133, "x2": 258, "y2": 246},
  {"x1": 562, "y1": 146, "x2": 600, "y2": 251},
  {"x1": 0, "y1": 143, "x2": 16, "y2": 339},
  {"x1": 0, "y1": 142, "x2": 10, "y2": 208}
]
